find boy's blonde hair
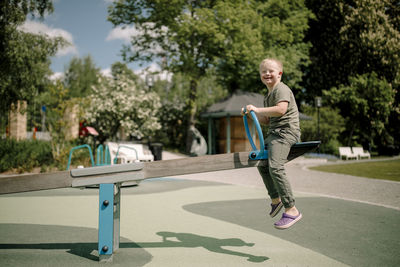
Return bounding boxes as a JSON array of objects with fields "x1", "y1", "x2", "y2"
[{"x1": 259, "y1": 58, "x2": 283, "y2": 73}]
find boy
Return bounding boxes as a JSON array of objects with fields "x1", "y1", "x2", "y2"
[{"x1": 242, "y1": 58, "x2": 301, "y2": 229}]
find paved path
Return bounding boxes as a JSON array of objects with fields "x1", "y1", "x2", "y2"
[
  {"x1": 0, "y1": 152, "x2": 399, "y2": 266},
  {"x1": 172, "y1": 153, "x2": 400, "y2": 210}
]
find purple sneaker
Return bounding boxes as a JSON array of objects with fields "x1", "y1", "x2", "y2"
[
  {"x1": 274, "y1": 212, "x2": 302, "y2": 229},
  {"x1": 269, "y1": 202, "x2": 283, "y2": 218}
]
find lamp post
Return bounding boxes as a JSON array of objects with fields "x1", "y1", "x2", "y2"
[{"x1": 315, "y1": 97, "x2": 322, "y2": 153}]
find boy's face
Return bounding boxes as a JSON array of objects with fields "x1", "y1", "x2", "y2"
[{"x1": 260, "y1": 60, "x2": 282, "y2": 88}]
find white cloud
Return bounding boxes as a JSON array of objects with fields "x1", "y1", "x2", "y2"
[
  {"x1": 106, "y1": 25, "x2": 139, "y2": 43},
  {"x1": 18, "y1": 20, "x2": 78, "y2": 56},
  {"x1": 106, "y1": 23, "x2": 169, "y2": 44}
]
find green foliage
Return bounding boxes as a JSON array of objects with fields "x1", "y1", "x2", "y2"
[
  {"x1": 111, "y1": 61, "x2": 139, "y2": 82},
  {"x1": 153, "y1": 71, "x2": 228, "y2": 112},
  {"x1": 304, "y1": 0, "x2": 400, "y2": 153},
  {"x1": 0, "y1": 139, "x2": 53, "y2": 173},
  {"x1": 304, "y1": 0, "x2": 399, "y2": 92},
  {"x1": 63, "y1": 55, "x2": 101, "y2": 98},
  {"x1": 215, "y1": 0, "x2": 313, "y2": 93},
  {"x1": 300, "y1": 105, "x2": 345, "y2": 154},
  {"x1": 0, "y1": 0, "x2": 67, "y2": 114},
  {"x1": 323, "y1": 72, "x2": 395, "y2": 149},
  {"x1": 154, "y1": 101, "x2": 187, "y2": 151},
  {"x1": 108, "y1": 0, "x2": 312, "y2": 94},
  {"x1": 339, "y1": 0, "x2": 400, "y2": 84},
  {"x1": 38, "y1": 81, "x2": 80, "y2": 166},
  {"x1": 304, "y1": 0, "x2": 350, "y2": 98}
]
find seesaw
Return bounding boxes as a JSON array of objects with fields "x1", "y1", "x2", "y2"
[{"x1": 0, "y1": 110, "x2": 320, "y2": 262}]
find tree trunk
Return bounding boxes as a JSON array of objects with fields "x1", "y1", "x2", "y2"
[
  {"x1": 347, "y1": 123, "x2": 355, "y2": 147},
  {"x1": 185, "y1": 79, "x2": 198, "y2": 154}
]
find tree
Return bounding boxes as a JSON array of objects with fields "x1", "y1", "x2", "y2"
[
  {"x1": 214, "y1": 0, "x2": 313, "y2": 95},
  {"x1": 303, "y1": 0, "x2": 350, "y2": 100},
  {"x1": 304, "y1": 0, "x2": 400, "y2": 153},
  {"x1": 323, "y1": 72, "x2": 395, "y2": 149},
  {"x1": 85, "y1": 71, "x2": 161, "y2": 143},
  {"x1": 151, "y1": 70, "x2": 228, "y2": 150},
  {"x1": 110, "y1": 61, "x2": 139, "y2": 82},
  {"x1": 36, "y1": 80, "x2": 78, "y2": 167},
  {"x1": 108, "y1": 0, "x2": 313, "y2": 152},
  {"x1": 108, "y1": 0, "x2": 224, "y2": 152},
  {"x1": 0, "y1": 0, "x2": 66, "y2": 114},
  {"x1": 63, "y1": 55, "x2": 101, "y2": 98},
  {"x1": 300, "y1": 105, "x2": 345, "y2": 155}
]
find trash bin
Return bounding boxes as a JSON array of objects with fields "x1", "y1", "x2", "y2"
[{"x1": 150, "y1": 143, "x2": 163, "y2": 161}]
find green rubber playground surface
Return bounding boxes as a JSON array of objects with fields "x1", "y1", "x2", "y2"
[{"x1": 0, "y1": 178, "x2": 399, "y2": 266}]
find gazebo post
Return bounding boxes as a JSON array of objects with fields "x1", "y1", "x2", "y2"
[
  {"x1": 207, "y1": 117, "x2": 212, "y2": 154},
  {"x1": 226, "y1": 115, "x2": 231, "y2": 153}
]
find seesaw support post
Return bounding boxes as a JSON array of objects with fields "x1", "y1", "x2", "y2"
[{"x1": 98, "y1": 183, "x2": 122, "y2": 262}]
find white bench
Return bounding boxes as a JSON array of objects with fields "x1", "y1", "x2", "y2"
[
  {"x1": 107, "y1": 142, "x2": 154, "y2": 164},
  {"x1": 352, "y1": 147, "x2": 371, "y2": 160},
  {"x1": 339, "y1": 147, "x2": 357, "y2": 160}
]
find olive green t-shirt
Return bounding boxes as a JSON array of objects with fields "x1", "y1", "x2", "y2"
[{"x1": 264, "y1": 82, "x2": 300, "y2": 133}]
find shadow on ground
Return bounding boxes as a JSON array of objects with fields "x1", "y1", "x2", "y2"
[
  {"x1": 184, "y1": 197, "x2": 400, "y2": 267},
  {"x1": 0, "y1": 224, "x2": 268, "y2": 266},
  {"x1": 0, "y1": 224, "x2": 151, "y2": 266}
]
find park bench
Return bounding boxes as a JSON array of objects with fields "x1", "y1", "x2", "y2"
[
  {"x1": 107, "y1": 142, "x2": 154, "y2": 163},
  {"x1": 352, "y1": 147, "x2": 371, "y2": 160},
  {"x1": 339, "y1": 147, "x2": 358, "y2": 160}
]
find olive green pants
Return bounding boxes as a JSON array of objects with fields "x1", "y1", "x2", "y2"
[{"x1": 257, "y1": 129, "x2": 300, "y2": 208}]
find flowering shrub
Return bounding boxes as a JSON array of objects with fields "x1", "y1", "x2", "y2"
[{"x1": 86, "y1": 74, "x2": 161, "y2": 141}]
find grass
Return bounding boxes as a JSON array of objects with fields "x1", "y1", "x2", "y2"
[{"x1": 309, "y1": 158, "x2": 400, "y2": 182}]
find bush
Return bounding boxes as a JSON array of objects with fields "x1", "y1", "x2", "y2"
[
  {"x1": 300, "y1": 105, "x2": 346, "y2": 155},
  {"x1": 0, "y1": 139, "x2": 53, "y2": 173}
]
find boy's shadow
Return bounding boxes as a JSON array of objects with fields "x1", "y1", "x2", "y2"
[{"x1": 130, "y1": 231, "x2": 268, "y2": 263}]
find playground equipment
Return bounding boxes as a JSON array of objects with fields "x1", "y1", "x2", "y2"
[
  {"x1": 66, "y1": 144, "x2": 95, "y2": 170},
  {"x1": 0, "y1": 110, "x2": 320, "y2": 262}
]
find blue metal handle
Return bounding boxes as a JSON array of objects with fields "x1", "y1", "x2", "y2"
[
  {"x1": 243, "y1": 108, "x2": 268, "y2": 160},
  {"x1": 66, "y1": 144, "x2": 95, "y2": 170}
]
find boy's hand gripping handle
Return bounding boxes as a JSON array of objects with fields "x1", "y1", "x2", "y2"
[{"x1": 242, "y1": 108, "x2": 268, "y2": 160}]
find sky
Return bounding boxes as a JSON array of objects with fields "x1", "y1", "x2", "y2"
[{"x1": 20, "y1": 0, "x2": 161, "y2": 79}]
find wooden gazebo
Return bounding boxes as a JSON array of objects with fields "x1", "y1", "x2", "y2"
[{"x1": 201, "y1": 91, "x2": 311, "y2": 154}]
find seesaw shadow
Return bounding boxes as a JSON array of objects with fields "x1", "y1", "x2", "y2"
[
  {"x1": 0, "y1": 224, "x2": 268, "y2": 263},
  {"x1": 132, "y1": 231, "x2": 269, "y2": 263}
]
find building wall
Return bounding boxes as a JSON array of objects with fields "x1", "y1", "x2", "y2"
[
  {"x1": 218, "y1": 116, "x2": 260, "y2": 153},
  {"x1": 8, "y1": 101, "x2": 27, "y2": 140},
  {"x1": 64, "y1": 104, "x2": 79, "y2": 140}
]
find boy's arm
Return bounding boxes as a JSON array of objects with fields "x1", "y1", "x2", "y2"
[
  {"x1": 256, "y1": 113, "x2": 270, "y2": 125},
  {"x1": 240, "y1": 106, "x2": 270, "y2": 125},
  {"x1": 245, "y1": 102, "x2": 288, "y2": 118}
]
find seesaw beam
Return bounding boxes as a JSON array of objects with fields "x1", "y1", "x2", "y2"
[
  {"x1": 0, "y1": 151, "x2": 265, "y2": 195},
  {"x1": 142, "y1": 151, "x2": 264, "y2": 179},
  {"x1": 0, "y1": 141, "x2": 321, "y2": 195},
  {"x1": 0, "y1": 171, "x2": 73, "y2": 195}
]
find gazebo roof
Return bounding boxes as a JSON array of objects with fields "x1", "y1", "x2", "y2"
[
  {"x1": 201, "y1": 91, "x2": 262, "y2": 118},
  {"x1": 202, "y1": 91, "x2": 312, "y2": 120}
]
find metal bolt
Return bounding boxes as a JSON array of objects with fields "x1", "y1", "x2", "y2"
[
  {"x1": 103, "y1": 200, "x2": 109, "y2": 206},
  {"x1": 102, "y1": 246, "x2": 109, "y2": 252}
]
